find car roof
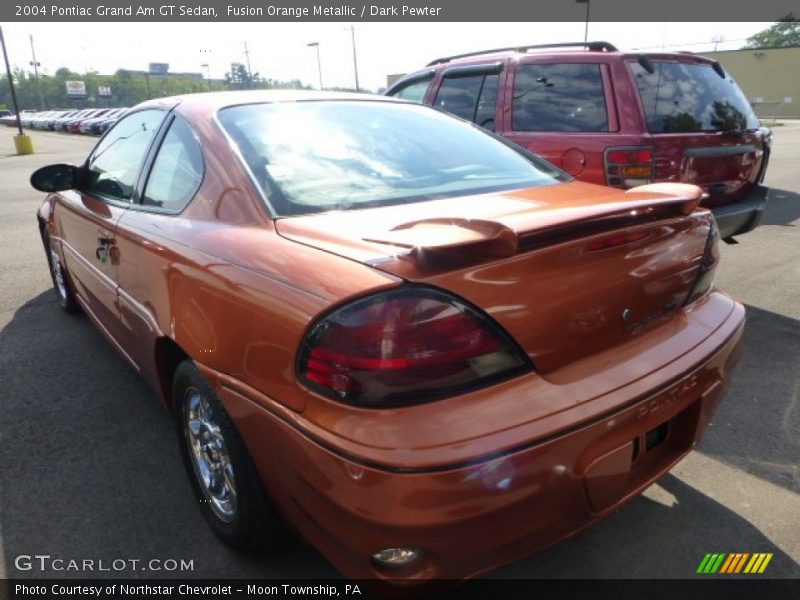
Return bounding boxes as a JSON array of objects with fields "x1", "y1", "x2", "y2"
[{"x1": 137, "y1": 89, "x2": 395, "y2": 114}]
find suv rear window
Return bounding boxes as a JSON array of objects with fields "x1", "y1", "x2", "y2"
[
  {"x1": 512, "y1": 63, "x2": 609, "y2": 132},
  {"x1": 629, "y1": 61, "x2": 760, "y2": 133}
]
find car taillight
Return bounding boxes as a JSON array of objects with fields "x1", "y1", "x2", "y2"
[
  {"x1": 605, "y1": 146, "x2": 654, "y2": 188},
  {"x1": 297, "y1": 286, "x2": 531, "y2": 407},
  {"x1": 684, "y1": 218, "x2": 720, "y2": 305}
]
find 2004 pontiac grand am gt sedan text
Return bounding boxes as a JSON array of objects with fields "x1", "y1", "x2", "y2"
[{"x1": 31, "y1": 91, "x2": 744, "y2": 583}]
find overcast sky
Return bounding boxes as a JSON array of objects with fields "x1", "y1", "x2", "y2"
[{"x1": 3, "y1": 22, "x2": 770, "y2": 92}]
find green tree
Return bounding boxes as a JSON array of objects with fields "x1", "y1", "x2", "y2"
[
  {"x1": 225, "y1": 62, "x2": 261, "y2": 89},
  {"x1": 745, "y1": 20, "x2": 800, "y2": 49},
  {"x1": 2, "y1": 63, "x2": 317, "y2": 113}
]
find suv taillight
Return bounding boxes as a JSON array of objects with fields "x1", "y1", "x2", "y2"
[
  {"x1": 297, "y1": 287, "x2": 530, "y2": 407},
  {"x1": 605, "y1": 146, "x2": 654, "y2": 188},
  {"x1": 684, "y1": 218, "x2": 720, "y2": 305}
]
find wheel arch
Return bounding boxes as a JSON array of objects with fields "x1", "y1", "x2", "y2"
[{"x1": 154, "y1": 336, "x2": 190, "y2": 413}]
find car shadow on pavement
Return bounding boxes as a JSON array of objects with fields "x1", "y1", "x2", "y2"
[
  {"x1": 762, "y1": 188, "x2": 800, "y2": 227},
  {"x1": 490, "y1": 471, "x2": 799, "y2": 578},
  {"x1": 0, "y1": 290, "x2": 339, "y2": 579},
  {"x1": 1, "y1": 292, "x2": 798, "y2": 579},
  {"x1": 697, "y1": 304, "x2": 800, "y2": 494}
]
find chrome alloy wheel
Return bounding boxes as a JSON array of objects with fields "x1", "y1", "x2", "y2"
[
  {"x1": 183, "y1": 387, "x2": 238, "y2": 523},
  {"x1": 50, "y1": 246, "x2": 68, "y2": 302}
]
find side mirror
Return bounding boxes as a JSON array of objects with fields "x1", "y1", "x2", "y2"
[{"x1": 30, "y1": 163, "x2": 79, "y2": 192}]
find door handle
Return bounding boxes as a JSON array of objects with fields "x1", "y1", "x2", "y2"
[{"x1": 96, "y1": 234, "x2": 115, "y2": 263}]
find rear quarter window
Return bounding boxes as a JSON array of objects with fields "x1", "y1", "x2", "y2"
[
  {"x1": 434, "y1": 73, "x2": 499, "y2": 130},
  {"x1": 388, "y1": 76, "x2": 432, "y2": 103},
  {"x1": 628, "y1": 61, "x2": 760, "y2": 133},
  {"x1": 512, "y1": 63, "x2": 609, "y2": 132}
]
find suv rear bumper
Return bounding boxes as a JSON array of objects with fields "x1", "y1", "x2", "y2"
[{"x1": 711, "y1": 184, "x2": 768, "y2": 239}]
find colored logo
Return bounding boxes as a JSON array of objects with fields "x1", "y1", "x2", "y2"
[{"x1": 697, "y1": 553, "x2": 773, "y2": 574}]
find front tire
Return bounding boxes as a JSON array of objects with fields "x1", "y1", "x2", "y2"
[
  {"x1": 44, "y1": 232, "x2": 80, "y2": 313},
  {"x1": 173, "y1": 360, "x2": 282, "y2": 551}
]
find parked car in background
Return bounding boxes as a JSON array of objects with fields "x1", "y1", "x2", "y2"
[
  {"x1": 83, "y1": 107, "x2": 128, "y2": 135},
  {"x1": 11, "y1": 108, "x2": 128, "y2": 134},
  {"x1": 0, "y1": 110, "x2": 15, "y2": 127},
  {"x1": 67, "y1": 108, "x2": 110, "y2": 133},
  {"x1": 20, "y1": 111, "x2": 45, "y2": 128},
  {"x1": 386, "y1": 41, "x2": 772, "y2": 241},
  {"x1": 55, "y1": 109, "x2": 94, "y2": 132},
  {"x1": 45, "y1": 110, "x2": 78, "y2": 131},
  {"x1": 94, "y1": 109, "x2": 128, "y2": 135},
  {"x1": 32, "y1": 91, "x2": 744, "y2": 583}
]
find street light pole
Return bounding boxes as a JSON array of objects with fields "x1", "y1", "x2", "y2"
[
  {"x1": 575, "y1": 0, "x2": 591, "y2": 43},
  {"x1": 306, "y1": 42, "x2": 323, "y2": 90},
  {"x1": 29, "y1": 34, "x2": 44, "y2": 110},
  {"x1": 201, "y1": 63, "x2": 212, "y2": 91},
  {"x1": 243, "y1": 41, "x2": 254, "y2": 88},
  {"x1": 349, "y1": 25, "x2": 360, "y2": 91}
]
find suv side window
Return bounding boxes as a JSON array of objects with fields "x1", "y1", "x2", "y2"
[
  {"x1": 142, "y1": 117, "x2": 204, "y2": 212},
  {"x1": 390, "y1": 77, "x2": 432, "y2": 103},
  {"x1": 434, "y1": 73, "x2": 499, "y2": 130},
  {"x1": 512, "y1": 63, "x2": 608, "y2": 132},
  {"x1": 83, "y1": 109, "x2": 165, "y2": 201}
]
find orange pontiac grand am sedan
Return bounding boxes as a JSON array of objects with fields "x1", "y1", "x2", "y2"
[{"x1": 32, "y1": 91, "x2": 744, "y2": 582}]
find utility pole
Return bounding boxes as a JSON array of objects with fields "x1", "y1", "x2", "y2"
[
  {"x1": 243, "y1": 41, "x2": 253, "y2": 88},
  {"x1": 29, "y1": 34, "x2": 44, "y2": 110},
  {"x1": 349, "y1": 25, "x2": 360, "y2": 91},
  {"x1": 306, "y1": 42, "x2": 323, "y2": 90}
]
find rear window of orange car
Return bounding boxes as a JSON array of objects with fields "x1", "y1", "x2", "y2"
[
  {"x1": 218, "y1": 100, "x2": 566, "y2": 217},
  {"x1": 628, "y1": 60, "x2": 760, "y2": 133}
]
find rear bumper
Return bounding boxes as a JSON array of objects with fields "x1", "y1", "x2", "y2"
[
  {"x1": 207, "y1": 295, "x2": 746, "y2": 582},
  {"x1": 711, "y1": 184, "x2": 768, "y2": 239}
]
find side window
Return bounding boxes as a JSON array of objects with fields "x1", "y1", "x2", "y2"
[
  {"x1": 434, "y1": 74, "x2": 499, "y2": 130},
  {"x1": 390, "y1": 77, "x2": 432, "y2": 103},
  {"x1": 84, "y1": 109, "x2": 165, "y2": 201},
  {"x1": 142, "y1": 117, "x2": 204, "y2": 212},
  {"x1": 513, "y1": 63, "x2": 609, "y2": 132},
  {"x1": 475, "y1": 74, "x2": 499, "y2": 130}
]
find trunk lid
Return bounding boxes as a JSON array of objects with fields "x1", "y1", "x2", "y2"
[{"x1": 277, "y1": 181, "x2": 712, "y2": 373}]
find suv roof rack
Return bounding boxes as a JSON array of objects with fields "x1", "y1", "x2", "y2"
[{"x1": 426, "y1": 41, "x2": 619, "y2": 66}]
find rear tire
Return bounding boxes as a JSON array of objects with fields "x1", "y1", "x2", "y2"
[
  {"x1": 173, "y1": 360, "x2": 284, "y2": 551},
  {"x1": 44, "y1": 232, "x2": 80, "y2": 314}
]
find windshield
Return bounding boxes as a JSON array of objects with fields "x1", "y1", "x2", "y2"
[
  {"x1": 218, "y1": 100, "x2": 564, "y2": 217},
  {"x1": 629, "y1": 60, "x2": 760, "y2": 133}
]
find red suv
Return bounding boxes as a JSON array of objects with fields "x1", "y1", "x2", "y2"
[{"x1": 386, "y1": 41, "x2": 771, "y2": 241}]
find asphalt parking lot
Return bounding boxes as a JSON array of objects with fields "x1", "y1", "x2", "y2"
[{"x1": 0, "y1": 126, "x2": 798, "y2": 580}]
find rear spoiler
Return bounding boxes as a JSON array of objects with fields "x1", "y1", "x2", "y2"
[{"x1": 364, "y1": 183, "x2": 705, "y2": 264}]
